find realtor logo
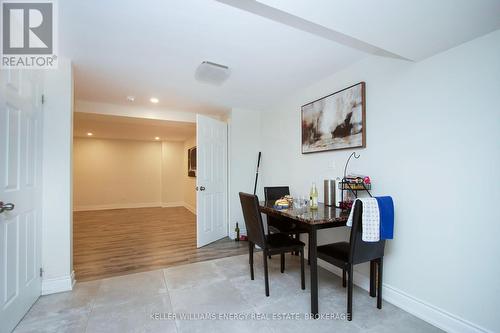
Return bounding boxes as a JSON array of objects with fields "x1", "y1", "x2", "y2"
[{"x1": 1, "y1": 0, "x2": 58, "y2": 68}]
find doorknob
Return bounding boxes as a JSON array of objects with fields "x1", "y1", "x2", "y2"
[
  {"x1": 200, "y1": 186, "x2": 206, "y2": 191},
  {"x1": 0, "y1": 202, "x2": 15, "y2": 213}
]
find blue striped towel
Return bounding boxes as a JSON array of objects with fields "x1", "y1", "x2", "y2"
[{"x1": 347, "y1": 196, "x2": 394, "y2": 241}]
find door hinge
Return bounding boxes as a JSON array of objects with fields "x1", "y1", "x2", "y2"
[
  {"x1": 41, "y1": 94, "x2": 45, "y2": 105},
  {"x1": 39, "y1": 267, "x2": 44, "y2": 277}
]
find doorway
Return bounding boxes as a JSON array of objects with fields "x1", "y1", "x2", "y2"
[{"x1": 71, "y1": 113, "x2": 237, "y2": 281}]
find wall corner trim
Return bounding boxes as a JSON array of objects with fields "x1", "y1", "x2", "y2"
[
  {"x1": 183, "y1": 203, "x2": 196, "y2": 215},
  {"x1": 41, "y1": 273, "x2": 74, "y2": 295}
]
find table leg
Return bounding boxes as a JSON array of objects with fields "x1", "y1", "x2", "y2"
[
  {"x1": 370, "y1": 260, "x2": 376, "y2": 297},
  {"x1": 310, "y1": 228, "x2": 318, "y2": 316}
]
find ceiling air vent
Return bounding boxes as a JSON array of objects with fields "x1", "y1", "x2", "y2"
[{"x1": 195, "y1": 61, "x2": 231, "y2": 85}]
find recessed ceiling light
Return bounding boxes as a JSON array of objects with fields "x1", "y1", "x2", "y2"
[
  {"x1": 150, "y1": 97, "x2": 159, "y2": 104},
  {"x1": 155, "y1": 137, "x2": 160, "y2": 140},
  {"x1": 87, "y1": 132, "x2": 93, "y2": 136},
  {"x1": 126, "y1": 96, "x2": 135, "y2": 102}
]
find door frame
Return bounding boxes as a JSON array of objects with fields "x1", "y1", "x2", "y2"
[{"x1": 67, "y1": 113, "x2": 230, "y2": 267}]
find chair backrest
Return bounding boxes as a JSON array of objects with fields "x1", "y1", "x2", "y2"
[
  {"x1": 264, "y1": 186, "x2": 290, "y2": 202},
  {"x1": 239, "y1": 192, "x2": 267, "y2": 249},
  {"x1": 349, "y1": 200, "x2": 386, "y2": 264}
]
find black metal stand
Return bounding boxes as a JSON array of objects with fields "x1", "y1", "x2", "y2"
[
  {"x1": 339, "y1": 152, "x2": 373, "y2": 211},
  {"x1": 253, "y1": 152, "x2": 261, "y2": 195}
]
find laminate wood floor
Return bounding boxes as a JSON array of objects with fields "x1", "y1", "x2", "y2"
[{"x1": 73, "y1": 206, "x2": 248, "y2": 281}]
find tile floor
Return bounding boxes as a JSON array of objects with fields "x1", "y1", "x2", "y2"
[{"x1": 14, "y1": 253, "x2": 443, "y2": 333}]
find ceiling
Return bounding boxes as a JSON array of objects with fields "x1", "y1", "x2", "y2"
[
  {"x1": 60, "y1": 0, "x2": 500, "y2": 115},
  {"x1": 236, "y1": 0, "x2": 500, "y2": 61},
  {"x1": 73, "y1": 113, "x2": 196, "y2": 142}
]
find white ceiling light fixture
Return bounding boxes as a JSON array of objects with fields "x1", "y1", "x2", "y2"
[
  {"x1": 150, "y1": 97, "x2": 159, "y2": 104},
  {"x1": 195, "y1": 61, "x2": 231, "y2": 85},
  {"x1": 126, "y1": 95, "x2": 135, "y2": 102},
  {"x1": 87, "y1": 132, "x2": 93, "y2": 136},
  {"x1": 155, "y1": 137, "x2": 160, "y2": 140}
]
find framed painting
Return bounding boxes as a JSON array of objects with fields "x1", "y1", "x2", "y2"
[
  {"x1": 301, "y1": 82, "x2": 366, "y2": 153},
  {"x1": 188, "y1": 146, "x2": 196, "y2": 177}
]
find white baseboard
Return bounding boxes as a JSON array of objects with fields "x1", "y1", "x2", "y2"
[
  {"x1": 317, "y1": 260, "x2": 492, "y2": 333},
  {"x1": 74, "y1": 202, "x2": 162, "y2": 212},
  {"x1": 74, "y1": 202, "x2": 192, "y2": 212},
  {"x1": 161, "y1": 201, "x2": 185, "y2": 208},
  {"x1": 183, "y1": 202, "x2": 196, "y2": 215},
  {"x1": 41, "y1": 271, "x2": 75, "y2": 295}
]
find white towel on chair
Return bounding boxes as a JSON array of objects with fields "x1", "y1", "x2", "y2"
[{"x1": 346, "y1": 198, "x2": 380, "y2": 242}]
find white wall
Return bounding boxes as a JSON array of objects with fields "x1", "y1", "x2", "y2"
[
  {"x1": 41, "y1": 58, "x2": 74, "y2": 294},
  {"x1": 228, "y1": 108, "x2": 262, "y2": 238},
  {"x1": 161, "y1": 141, "x2": 185, "y2": 206},
  {"x1": 257, "y1": 30, "x2": 500, "y2": 333},
  {"x1": 73, "y1": 138, "x2": 190, "y2": 211},
  {"x1": 73, "y1": 138, "x2": 163, "y2": 210}
]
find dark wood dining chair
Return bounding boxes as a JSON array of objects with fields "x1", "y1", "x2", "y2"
[
  {"x1": 239, "y1": 192, "x2": 305, "y2": 296},
  {"x1": 264, "y1": 186, "x2": 296, "y2": 235},
  {"x1": 264, "y1": 186, "x2": 311, "y2": 262},
  {"x1": 317, "y1": 200, "x2": 385, "y2": 321}
]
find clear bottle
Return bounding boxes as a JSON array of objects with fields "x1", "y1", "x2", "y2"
[{"x1": 310, "y1": 183, "x2": 318, "y2": 210}]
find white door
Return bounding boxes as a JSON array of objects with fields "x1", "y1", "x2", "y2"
[
  {"x1": 0, "y1": 69, "x2": 43, "y2": 333},
  {"x1": 196, "y1": 115, "x2": 227, "y2": 248}
]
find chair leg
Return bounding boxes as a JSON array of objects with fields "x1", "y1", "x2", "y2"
[
  {"x1": 280, "y1": 253, "x2": 285, "y2": 273},
  {"x1": 377, "y1": 258, "x2": 383, "y2": 309},
  {"x1": 249, "y1": 242, "x2": 254, "y2": 280},
  {"x1": 342, "y1": 269, "x2": 346, "y2": 288},
  {"x1": 263, "y1": 250, "x2": 270, "y2": 297},
  {"x1": 347, "y1": 265, "x2": 353, "y2": 321},
  {"x1": 300, "y1": 248, "x2": 305, "y2": 290}
]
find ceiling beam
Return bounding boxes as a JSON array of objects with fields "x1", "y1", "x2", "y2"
[
  {"x1": 75, "y1": 100, "x2": 199, "y2": 123},
  {"x1": 216, "y1": 0, "x2": 411, "y2": 61}
]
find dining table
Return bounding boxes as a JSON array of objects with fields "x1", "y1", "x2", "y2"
[{"x1": 259, "y1": 201, "x2": 348, "y2": 316}]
